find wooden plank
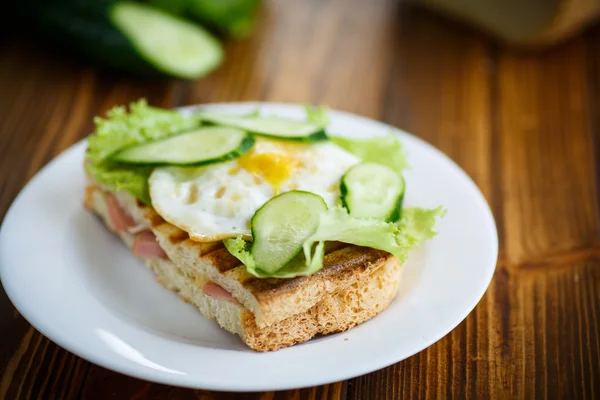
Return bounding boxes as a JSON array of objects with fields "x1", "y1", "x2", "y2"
[
  {"x1": 345, "y1": 6, "x2": 497, "y2": 399},
  {"x1": 349, "y1": 259, "x2": 600, "y2": 399},
  {"x1": 81, "y1": 366, "x2": 345, "y2": 400},
  {"x1": 496, "y1": 37, "x2": 599, "y2": 265},
  {"x1": 379, "y1": 6, "x2": 494, "y2": 203},
  {"x1": 0, "y1": 328, "x2": 90, "y2": 400},
  {"x1": 583, "y1": 24, "x2": 600, "y2": 234},
  {"x1": 347, "y1": 7, "x2": 598, "y2": 400},
  {"x1": 0, "y1": 40, "x2": 174, "y2": 400},
  {"x1": 186, "y1": 0, "x2": 398, "y2": 119}
]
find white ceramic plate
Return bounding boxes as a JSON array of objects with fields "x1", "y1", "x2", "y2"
[{"x1": 0, "y1": 103, "x2": 497, "y2": 391}]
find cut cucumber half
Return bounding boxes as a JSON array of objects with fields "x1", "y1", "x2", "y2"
[
  {"x1": 341, "y1": 162, "x2": 405, "y2": 221},
  {"x1": 110, "y1": 2, "x2": 223, "y2": 79},
  {"x1": 197, "y1": 111, "x2": 327, "y2": 141},
  {"x1": 250, "y1": 191, "x2": 328, "y2": 274},
  {"x1": 110, "y1": 127, "x2": 254, "y2": 166}
]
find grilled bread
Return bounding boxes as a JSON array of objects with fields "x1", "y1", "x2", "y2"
[{"x1": 84, "y1": 182, "x2": 403, "y2": 351}]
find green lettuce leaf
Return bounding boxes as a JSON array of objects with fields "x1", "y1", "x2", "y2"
[
  {"x1": 86, "y1": 162, "x2": 154, "y2": 204},
  {"x1": 223, "y1": 236, "x2": 322, "y2": 278},
  {"x1": 330, "y1": 133, "x2": 409, "y2": 172},
  {"x1": 85, "y1": 99, "x2": 199, "y2": 203},
  {"x1": 304, "y1": 105, "x2": 330, "y2": 128},
  {"x1": 243, "y1": 109, "x2": 261, "y2": 118},
  {"x1": 302, "y1": 206, "x2": 444, "y2": 270},
  {"x1": 396, "y1": 207, "x2": 445, "y2": 242},
  {"x1": 225, "y1": 206, "x2": 444, "y2": 278},
  {"x1": 223, "y1": 236, "x2": 255, "y2": 270}
]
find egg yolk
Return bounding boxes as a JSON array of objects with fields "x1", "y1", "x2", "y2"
[{"x1": 236, "y1": 139, "x2": 307, "y2": 192}]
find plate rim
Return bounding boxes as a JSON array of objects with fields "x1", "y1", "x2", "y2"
[{"x1": 0, "y1": 102, "x2": 498, "y2": 391}]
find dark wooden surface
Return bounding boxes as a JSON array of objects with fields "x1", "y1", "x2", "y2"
[{"x1": 1, "y1": 0, "x2": 600, "y2": 398}]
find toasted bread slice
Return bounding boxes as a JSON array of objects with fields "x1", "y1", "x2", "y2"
[{"x1": 84, "y1": 183, "x2": 403, "y2": 351}]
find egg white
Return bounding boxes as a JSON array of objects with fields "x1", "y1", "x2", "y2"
[{"x1": 149, "y1": 140, "x2": 360, "y2": 241}]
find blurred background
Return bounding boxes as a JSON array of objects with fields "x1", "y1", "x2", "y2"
[
  {"x1": 4, "y1": 0, "x2": 600, "y2": 81},
  {"x1": 4, "y1": 0, "x2": 600, "y2": 85},
  {"x1": 2, "y1": 0, "x2": 600, "y2": 105},
  {"x1": 2, "y1": 0, "x2": 600, "y2": 117},
  {"x1": 2, "y1": 0, "x2": 600, "y2": 184}
]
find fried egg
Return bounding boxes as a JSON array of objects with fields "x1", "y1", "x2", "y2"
[{"x1": 149, "y1": 137, "x2": 360, "y2": 241}]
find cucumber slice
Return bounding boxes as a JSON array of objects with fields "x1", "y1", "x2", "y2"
[
  {"x1": 341, "y1": 162, "x2": 405, "y2": 221},
  {"x1": 198, "y1": 111, "x2": 327, "y2": 141},
  {"x1": 250, "y1": 191, "x2": 328, "y2": 274},
  {"x1": 110, "y1": 2, "x2": 223, "y2": 79},
  {"x1": 110, "y1": 127, "x2": 254, "y2": 166}
]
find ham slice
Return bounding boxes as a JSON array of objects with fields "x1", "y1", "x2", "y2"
[
  {"x1": 132, "y1": 230, "x2": 167, "y2": 258},
  {"x1": 203, "y1": 282, "x2": 239, "y2": 303},
  {"x1": 107, "y1": 193, "x2": 136, "y2": 232}
]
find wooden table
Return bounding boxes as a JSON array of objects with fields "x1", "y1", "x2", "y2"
[{"x1": 1, "y1": 1, "x2": 599, "y2": 398}]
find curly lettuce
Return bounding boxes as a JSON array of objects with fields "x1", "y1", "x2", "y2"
[
  {"x1": 305, "y1": 105, "x2": 407, "y2": 172},
  {"x1": 224, "y1": 236, "x2": 322, "y2": 279},
  {"x1": 224, "y1": 206, "x2": 444, "y2": 278},
  {"x1": 223, "y1": 236, "x2": 255, "y2": 271},
  {"x1": 304, "y1": 105, "x2": 330, "y2": 128},
  {"x1": 330, "y1": 133, "x2": 408, "y2": 172},
  {"x1": 303, "y1": 206, "x2": 444, "y2": 271},
  {"x1": 85, "y1": 99, "x2": 199, "y2": 204}
]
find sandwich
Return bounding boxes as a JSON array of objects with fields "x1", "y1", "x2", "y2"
[{"x1": 83, "y1": 100, "x2": 443, "y2": 351}]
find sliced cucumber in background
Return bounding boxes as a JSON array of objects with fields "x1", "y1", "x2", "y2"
[
  {"x1": 151, "y1": 0, "x2": 261, "y2": 38},
  {"x1": 341, "y1": 162, "x2": 405, "y2": 221},
  {"x1": 27, "y1": 0, "x2": 222, "y2": 79},
  {"x1": 250, "y1": 191, "x2": 328, "y2": 274},
  {"x1": 110, "y1": 127, "x2": 253, "y2": 166},
  {"x1": 197, "y1": 111, "x2": 327, "y2": 141},
  {"x1": 110, "y1": 2, "x2": 223, "y2": 79}
]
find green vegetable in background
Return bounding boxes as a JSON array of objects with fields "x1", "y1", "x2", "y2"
[
  {"x1": 150, "y1": 0, "x2": 261, "y2": 38},
  {"x1": 27, "y1": 0, "x2": 225, "y2": 79}
]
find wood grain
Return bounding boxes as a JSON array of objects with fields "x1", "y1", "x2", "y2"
[
  {"x1": 348, "y1": 260, "x2": 600, "y2": 400},
  {"x1": 380, "y1": 6, "x2": 494, "y2": 201},
  {"x1": 0, "y1": 40, "x2": 174, "y2": 400},
  {"x1": 1, "y1": 1, "x2": 600, "y2": 399},
  {"x1": 188, "y1": 0, "x2": 399, "y2": 119},
  {"x1": 81, "y1": 367, "x2": 345, "y2": 400},
  {"x1": 497, "y1": 37, "x2": 599, "y2": 265},
  {"x1": 584, "y1": 23, "x2": 600, "y2": 245},
  {"x1": 345, "y1": 9, "x2": 498, "y2": 400}
]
